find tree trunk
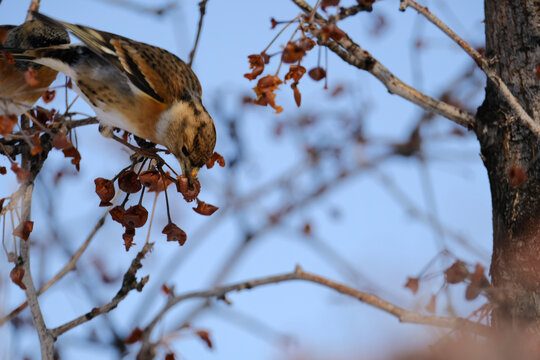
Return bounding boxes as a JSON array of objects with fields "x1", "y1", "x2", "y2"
[{"x1": 476, "y1": 0, "x2": 540, "y2": 328}]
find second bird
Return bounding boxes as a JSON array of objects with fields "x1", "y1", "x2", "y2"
[{"x1": 8, "y1": 12, "x2": 216, "y2": 178}]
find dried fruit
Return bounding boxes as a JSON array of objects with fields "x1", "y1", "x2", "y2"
[
  {"x1": 42, "y1": 89, "x2": 56, "y2": 103},
  {"x1": 281, "y1": 41, "x2": 306, "y2": 64},
  {"x1": 124, "y1": 327, "x2": 144, "y2": 344},
  {"x1": 176, "y1": 175, "x2": 201, "y2": 202},
  {"x1": 109, "y1": 206, "x2": 125, "y2": 224},
  {"x1": 244, "y1": 54, "x2": 266, "y2": 81},
  {"x1": 94, "y1": 178, "x2": 115, "y2": 206},
  {"x1": 404, "y1": 277, "x2": 419, "y2": 294},
  {"x1": 253, "y1": 75, "x2": 283, "y2": 113},
  {"x1": 10, "y1": 265, "x2": 26, "y2": 290},
  {"x1": 195, "y1": 330, "x2": 213, "y2": 349},
  {"x1": 162, "y1": 223, "x2": 187, "y2": 246},
  {"x1": 0, "y1": 114, "x2": 17, "y2": 135},
  {"x1": 284, "y1": 65, "x2": 306, "y2": 83},
  {"x1": 13, "y1": 221, "x2": 33, "y2": 241},
  {"x1": 444, "y1": 260, "x2": 469, "y2": 284},
  {"x1": 118, "y1": 170, "x2": 142, "y2": 193},
  {"x1": 123, "y1": 205, "x2": 148, "y2": 228},
  {"x1": 193, "y1": 201, "x2": 219, "y2": 216},
  {"x1": 206, "y1": 152, "x2": 226, "y2": 169},
  {"x1": 63, "y1": 146, "x2": 81, "y2": 171},
  {"x1": 308, "y1": 67, "x2": 326, "y2": 81}
]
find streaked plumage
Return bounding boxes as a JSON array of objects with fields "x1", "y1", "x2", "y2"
[
  {"x1": 3, "y1": 12, "x2": 216, "y2": 178},
  {"x1": 0, "y1": 20, "x2": 69, "y2": 116}
]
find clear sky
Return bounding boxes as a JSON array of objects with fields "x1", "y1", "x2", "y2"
[{"x1": 0, "y1": 1, "x2": 491, "y2": 359}]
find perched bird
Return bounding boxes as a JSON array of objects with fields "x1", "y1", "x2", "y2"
[
  {"x1": 3, "y1": 12, "x2": 216, "y2": 178},
  {"x1": 0, "y1": 20, "x2": 69, "y2": 116}
]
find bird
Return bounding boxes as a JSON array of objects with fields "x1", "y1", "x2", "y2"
[
  {"x1": 0, "y1": 20, "x2": 69, "y2": 116},
  {"x1": 2, "y1": 12, "x2": 216, "y2": 179}
]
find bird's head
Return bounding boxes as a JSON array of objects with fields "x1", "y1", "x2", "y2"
[{"x1": 157, "y1": 99, "x2": 216, "y2": 181}]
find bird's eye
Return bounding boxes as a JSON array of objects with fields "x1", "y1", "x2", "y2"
[{"x1": 181, "y1": 145, "x2": 189, "y2": 156}]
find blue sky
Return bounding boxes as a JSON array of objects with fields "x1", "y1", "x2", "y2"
[{"x1": 0, "y1": 1, "x2": 491, "y2": 359}]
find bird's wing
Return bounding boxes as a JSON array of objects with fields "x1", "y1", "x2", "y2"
[{"x1": 32, "y1": 12, "x2": 202, "y2": 104}]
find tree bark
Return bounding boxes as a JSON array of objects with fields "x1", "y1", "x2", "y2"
[{"x1": 476, "y1": 0, "x2": 540, "y2": 328}]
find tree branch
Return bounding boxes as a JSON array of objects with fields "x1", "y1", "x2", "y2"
[
  {"x1": 26, "y1": 0, "x2": 41, "y2": 22},
  {"x1": 188, "y1": 0, "x2": 209, "y2": 67},
  {"x1": 399, "y1": 0, "x2": 540, "y2": 136},
  {"x1": 50, "y1": 242, "x2": 152, "y2": 338},
  {"x1": 291, "y1": 0, "x2": 475, "y2": 129}
]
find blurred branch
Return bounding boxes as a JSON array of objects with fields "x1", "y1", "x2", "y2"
[
  {"x1": 93, "y1": 0, "x2": 177, "y2": 16},
  {"x1": 50, "y1": 242, "x2": 152, "y2": 338},
  {"x1": 26, "y1": 0, "x2": 41, "y2": 21},
  {"x1": 338, "y1": 3, "x2": 374, "y2": 20},
  {"x1": 188, "y1": 0, "x2": 209, "y2": 67},
  {"x1": 138, "y1": 265, "x2": 489, "y2": 355},
  {"x1": 291, "y1": 0, "x2": 475, "y2": 129},
  {"x1": 0, "y1": 210, "x2": 109, "y2": 326},
  {"x1": 399, "y1": 0, "x2": 539, "y2": 136}
]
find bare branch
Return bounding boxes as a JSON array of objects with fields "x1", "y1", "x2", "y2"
[
  {"x1": 291, "y1": 0, "x2": 475, "y2": 128},
  {"x1": 144, "y1": 266, "x2": 490, "y2": 339},
  {"x1": 188, "y1": 0, "x2": 209, "y2": 67},
  {"x1": 50, "y1": 242, "x2": 152, "y2": 338},
  {"x1": 0, "y1": 211, "x2": 108, "y2": 326},
  {"x1": 26, "y1": 0, "x2": 41, "y2": 22},
  {"x1": 399, "y1": 0, "x2": 540, "y2": 136}
]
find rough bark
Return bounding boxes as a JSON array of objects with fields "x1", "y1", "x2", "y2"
[{"x1": 476, "y1": 0, "x2": 540, "y2": 327}]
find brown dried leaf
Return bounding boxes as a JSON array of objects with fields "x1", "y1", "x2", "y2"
[
  {"x1": 253, "y1": 75, "x2": 283, "y2": 113},
  {"x1": 193, "y1": 201, "x2": 219, "y2": 216},
  {"x1": 13, "y1": 221, "x2": 33, "y2": 241},
  {"x1": 118, "y1": 170, "x2": 142, "y2": 194},
  {"x1": 444, "y1": 260, "x2": 469, "y2": 284},
  {"x1": 123, "y1": 205, "x2": 148, "y2": 228},
  {"x1": 162, "y1": 223, "x2": 187, "y2": 246},
  {"x1": 124, "y1": 327, "x2": 144, "y2": 344},
  {"x1": 244, "y1": 54, "x2": 266, "y2": 81},
  {"x1": 94, "y1": 178, "x2": 115, "y2": 207},
  {"x1": 321, "y1": 0, "x2": 340, "y2": 11},
  {"x1": 176, "y1": 175, "x2": 201, "y2": 202},
  {"x1": 284, "y1": 65, "x2": 306, "y2": 84},
  {"x1": 10, "y1": 265, "x2": 26, "y2": 290},
  {"x1": 206, "y1": 152, "x2": 226, "y2": 169},
  {"x1": 63, "y1": 146, "x2": 81, "y2": 171},
  {"x1": 404, "y1": 277, "x2": 419, "y2": 294},
  {"x1": 109, "y1": 206, "x2": 125, "y2": 224},
  {"x1": 123, "y1": 226, "x2": 136, "y2": 251},
  {"x1": 30, "y1": 133, "x2": 43, "y2": 156},
  {"x1": 41, "y1": 89, "x2": 55, "y2": 104},
  {"x1": 11, "y1": 163, "x2": 31, "y2": 183},
  {"x1": 52, "y1": 134, "x2": 72, "y2": 150},
  {"x1": 308, "y1": 67, "x2": 327, "y2": 81},
  {"x1": 195, "y1": 330, "x2": 213, "y2": 349},
  {"x1": 0, "y1": 114, "x2": 17, "y2": 135}
]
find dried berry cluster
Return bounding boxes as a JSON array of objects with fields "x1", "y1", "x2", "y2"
[{"x1": 94, "y1": 152, "x2": 224, "y2": 251}]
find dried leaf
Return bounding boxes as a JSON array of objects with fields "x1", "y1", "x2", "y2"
[
  {"x1": 0, "y1": 166, "x2": 6, "y2": 175},
  {"x1": 404, "y1": 277, "x2": 419, "y2": 294},
  {"x1": 24, "y1": 68, "x2": 39, "y2": 86},
  {"x1": 321, "y1": 0, "x2": 340, "y2": 11},
  {"x1": 10, "y1": 265, "x2": 26, "y2": 290},
  {"x1": 244, "y1": 54, "x2": 266, "y2": 81},
  {"x1": 466, "y1": 264, "x2": 489, "y2": 301},
  {"x1": 118, "y1": 170, "x2": 142, "y2": 194},
  {"x1": 11, "y1": 163, "x2": 31, "y2": 183},
  {"x1": 62, "y1": 146, "x2": 81, "y2": 171},
  {"x1": 13, "y1": 221, "x2": 33, "y2": 241},
  {"x1": 195, "y1": 330, "x2": 213, "y2": 349},
  {"x1": 253, "y1": 75, "x2": 283, "y2": 113},
  {"x1": 124, "y1": 327, "x2": 144, "y2": 344},
  {"x1": 30, "y1": 133, "x2": 43, "y2": 156},
  {"x1": 94, "y1": 178, "x2": 115, "y2": 206},
  {"x1": 465, "y1": 283, "x2": 481, "y2": 301},
  {"x1": 162, "y1": 222, "x2": 187, "y2": 246},
  {"x1": 444, "y1": 260, "x2": 469, "y2": 284},
  {"x1": 308, "y1": 67, "x2": 326, "y2": 81},
  {"x1": 291, "y1": 82, "x2": 301, "y2": 107},
  {"x1": 176, "y1": 175, "x2": 201, "y2": 202},
  {"x1": 52, "y1": 134, "x2": 72, "y2": 150},
  {"x1": 281, "y1": 41, "x2": 307, "y2": 64},
  {"x1": 161, "y1": 284, "x2": 171, "y2": 295},
  {"x1": 0, "y1": 114, "x2": 17, "y2": 135},
  {"x1": 123, "y1": 205, "x2": 148, "y2": 228},
  {"x1": 206, "y1": 152, "x2": 226, "y2": 169},
  {"x1": 41, "y1": 89, "x2": 55, "y2": 104},
  {"x1": 284, "y1": 65, "x2": 306, "y2": 84},
  {"x1": 508, "y1": 166, "x2": 527, "y2": 187},
  {"x1": 109, "y1": 206, "x2": 125, "y2": 224},
  {"x1": 122, "y1": 226, "x2": 136, "y2": 251},
  {"x1": 193, "y1": 201, "x2": 219, "y2": 216},
  {"x1": 139, "y1": 169, "x2": 160, "y2": 189}
]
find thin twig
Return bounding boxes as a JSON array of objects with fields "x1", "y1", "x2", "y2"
[
  {"x1": 399, "y1": 0, "x2": 540, "y2": 136},
  {"x1": 290, "y1": 0, "x2": 475, "y2": 128},
  {"x1": 144, "y1": 266, "x2": 490, "y2": 336},
  {"x1": 188, "y1": 0, "x2": 209, "y2": 67},
  {"x1": 26, "y1": 0, "x2": 41, "y2": 22},
  {"x1": 50, "y1": 242, "x2": 153, "y2": 338},
  {"x1": 0, "y1": 211, "x2": 109, "y2": 326}
]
